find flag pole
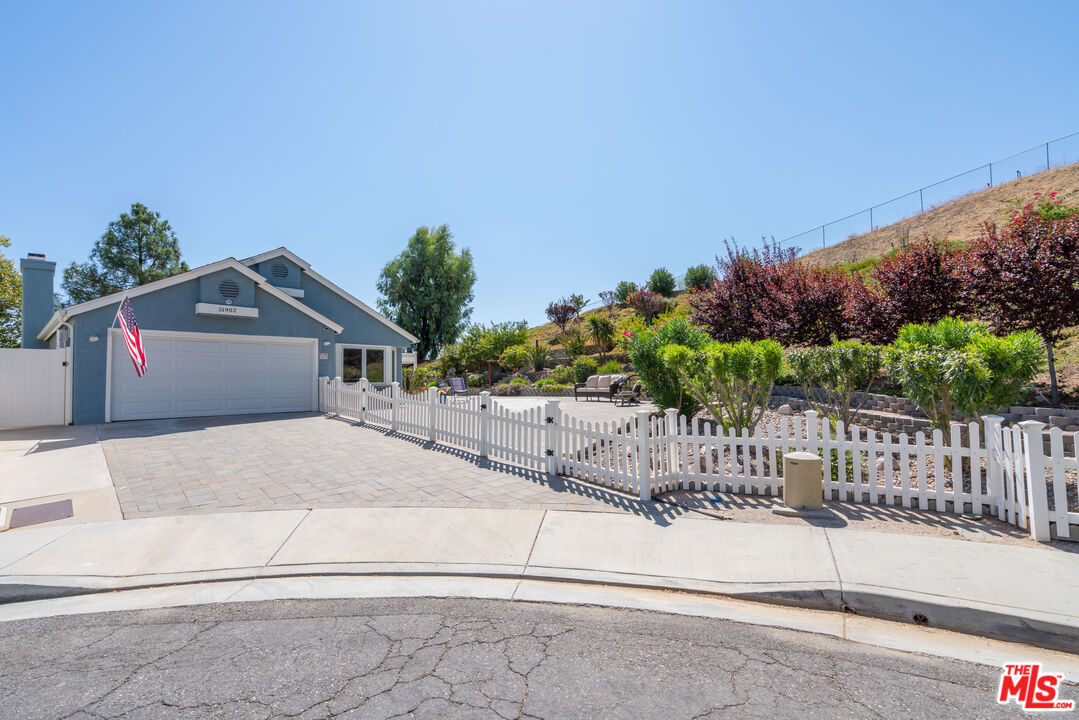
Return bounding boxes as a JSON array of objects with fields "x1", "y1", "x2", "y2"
[{"x1": 109, "y1": 290, "x2": 128, "y2": 331}]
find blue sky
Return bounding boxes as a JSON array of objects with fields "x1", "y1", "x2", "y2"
[{"x1": 2, "y1": 1, "x2": 1078, "y2": 328}]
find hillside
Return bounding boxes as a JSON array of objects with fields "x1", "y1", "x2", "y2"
[{"x1": 803, "y1": 161, "x2": 1079, "y2": 266}]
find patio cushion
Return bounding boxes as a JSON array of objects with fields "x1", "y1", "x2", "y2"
[
  {"x1": 596, "y1": 375, "x2": 612, "y2": 390},
  {"x1": 585, "y1": 376, "x2": 599, "y2": 389}
]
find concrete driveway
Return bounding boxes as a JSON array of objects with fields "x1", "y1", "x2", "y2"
[{"x1": 98, "y1": 412, "x2": 656, "y2": 518}]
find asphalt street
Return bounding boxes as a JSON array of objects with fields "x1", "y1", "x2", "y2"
[{"x1": 0, "y1": 596, "x2": 1045, "y2": 719}]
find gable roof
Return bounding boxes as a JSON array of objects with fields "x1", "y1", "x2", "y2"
[
  {"x1": 241, "y1": 247, "x2": 419, "y2": 344},
  {"x1": 37, "y1": 258, "x2": 344, "y2": 340}
]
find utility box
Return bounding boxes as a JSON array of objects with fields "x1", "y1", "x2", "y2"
[{"x1": 773, "y1": 451, "x2": 827, "y2": 517}]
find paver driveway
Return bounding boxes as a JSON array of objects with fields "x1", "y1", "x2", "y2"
[{"x1": 100, "y1": 412, "x2": 671, "y2": 519}]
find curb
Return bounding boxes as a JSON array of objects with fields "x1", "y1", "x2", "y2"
[{"x1": 2, "y1": 564, "x2": 1076, "y2": 654}]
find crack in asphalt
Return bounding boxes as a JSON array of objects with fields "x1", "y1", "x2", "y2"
[{"x1": 0, "y1": 597, "x2": 1044, "y2": 719}]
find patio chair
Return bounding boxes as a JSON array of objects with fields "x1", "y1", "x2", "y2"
[{"x1": 437, "y1": 376, "x2": 470, "y2": 404}]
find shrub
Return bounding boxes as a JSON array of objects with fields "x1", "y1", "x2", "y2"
[
  {"x1": 691, "y1": 240, "x2": 850, "y2": 346},
  {"x1": 648, "y1": 267, "x2": 677, "y2": 296},
  {"x1": 509, "y1": 376, "x2": 532, "y2": 386},
  {"x1": 562, "y1": 329, "x2": 588, "y2": 357},
  {"x1": 845, "y1": 237, "x2": 969, "y2": 344},
  {"x1": 597, "y1": 359, "x2": 623, "y2": 374},
  {"x1": 540, "y1": 382, "x2": 571, "y2": 394},
  {"x1": 402, "y1": 366, "x2": 439, "y2": 394},
  {"x1": 886, "y1": 317, "x2": 1044, "y2": 428},
  {"x1": 457, "y1": 321, "x2": 529, "y2": 370},
  {"x1": 683, "y1": 264, "x2": 712, "y2": 290},
  {"x1": 492, "y1": 383, "x2": 524, "y2": 396},
  {"x1": 587, "y1": 314, "x2": 616, "y2": 357},
  {"x1": 623, "y1": 316, "x2": 710, "y2": 416},
  {"x1": 499, "y1": 344, "x2": 531, "y2": 371},
  {"x1": 690, "y1": 240, "x2": 792, "y2": 342},
  {"x1": 787, "y1": 340, "x2": 884, "y2": 427},
  {"x1": 572, "y1": 356, "x2": 598, "y2": 384},
  {"x1": 661, "y1": 339, "x2": 784, "y2": 431},
  {"x1": 466, "y1": 372, "x2": 485, "y2": 388},
  {"x1": 527, "y1": 341, "x2": 550, "y2": 371},
  {"x1": 437, "y1": 344, "x2": 462, "y2": 377},
  {"x1": 626, "y1": 290, "x2": 666, "y2": 326},
  {"x1": 550, "y1": 365, "x2": 577, "y2": 384},
  {"x1": 614, "y1": 280, "x2": 638, "y2": 304},
  {"x1": 963, "y1": 198, "x2": 1079, "y2": 406},
  {"x1": 545, "y1": 301, "x2": 576, "y2": 333}
]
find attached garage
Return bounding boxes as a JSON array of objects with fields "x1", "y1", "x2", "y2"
[{"x1": 107, "y1": 330, "x2": 318, "y2": 422}]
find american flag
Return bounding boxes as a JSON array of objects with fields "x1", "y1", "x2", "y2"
[{"x1": 117, "y1": 296, "x2": 147, "y2": 377}]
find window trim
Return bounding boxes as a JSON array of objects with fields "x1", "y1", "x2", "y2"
[{"x1": 335, "y1": 343, "x2": 396, "y2": 385}]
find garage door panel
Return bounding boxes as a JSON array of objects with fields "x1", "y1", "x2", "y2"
[{"x1": 110, "y1": 333, "x2": 315, "y2": 421}]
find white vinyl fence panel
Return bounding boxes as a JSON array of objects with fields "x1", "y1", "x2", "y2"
[
  {"x1": 319, "y1": 378, "x2": 1079, "y2": 542},
  {"x1": 0, "y1": 348, "x2": 68, "y2": 428}
]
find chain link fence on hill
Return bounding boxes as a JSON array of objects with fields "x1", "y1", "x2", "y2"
[{"x1": 777, "y1": 131, "x2": 1079, "y2": 254}]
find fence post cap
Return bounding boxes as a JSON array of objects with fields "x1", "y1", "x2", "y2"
[
  {"x1": 635, "y1": 409, "x2": 652, "y2": 418},
  {"x1": 981, "y1": 414, "x2": 1004, "y2": 423},
  {"x1": 480, "y1": 390, "x2": 491, "y2": 398},
  {"x1": 1018, "y1": 420, "x2": 1047, "y2": 431},
  {"x1": 333, "y1": 376, "x2": 342, "y2": 382},
  {"x1": 783, "y1": 451, "x2": 821, "y2": 462},
  {"x1": 804, "y1": 409, "x2": 819, "y2": 418}
]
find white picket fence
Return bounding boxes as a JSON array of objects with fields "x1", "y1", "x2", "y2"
[{"x1": 319, "y1": 378, "x2": 1079, "y2": 542}]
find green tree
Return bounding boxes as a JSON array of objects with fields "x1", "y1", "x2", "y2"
[
  {"x1": 887, "y1": 317, "x2": 1044, "y2": 428},
  {"x1": 614, "y1": 280, "x2": 638, "y2": 304},
  {"x1": 499, "y1": 344, "x2": 531, "y2": 371},
  {"x1": 377, "y1": 225, "x2": 476, "y2": 363},
  {"x1": 62, "y1": 203, "x2": 189, "y2": 304},
  {"x1": 683, "y1": 264, "x2": 713, "y2": 290},
  {"x1": 623, "y1": 316, "x2": 710, "y2": 417},
  {"x1": 0, "y1": 235, "x2": 21, "y2": 347},
  {"x1": 648, "y1": 267, "x2": 677, "y2": 296}
]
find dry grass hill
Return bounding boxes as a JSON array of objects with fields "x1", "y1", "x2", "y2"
[{"x1": 803, "y1": 161, "x2": 1079, "y2": 266}]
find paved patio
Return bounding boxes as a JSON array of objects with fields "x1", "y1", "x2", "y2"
[{"x1": 99, "y1": 406, "x2": 661, "y2": 519}]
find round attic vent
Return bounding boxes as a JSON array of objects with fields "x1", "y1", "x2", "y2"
[
  {"x1": 218, "y1": 279, "x2": 240, "y2": 299},
  {"x1": 272, "y1": 262, "x2": 288, "y2": 279}
]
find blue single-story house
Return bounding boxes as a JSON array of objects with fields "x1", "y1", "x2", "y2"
[{"x1": 20, "y1": 247, "x2": 417, "y2": 425}]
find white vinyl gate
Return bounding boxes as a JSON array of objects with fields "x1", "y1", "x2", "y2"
[{"x1": 0, "y1": 348, "x2": 70, "y2": 428}]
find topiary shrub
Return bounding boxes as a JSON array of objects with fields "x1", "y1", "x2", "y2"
[
  {"x1": 660, "y1": 339, "x2": 784, "y2": 431},
  {"x1": 623, "y1": 316, "x2": 710, "y2": 416},
  {"x1": 572, "y1": 356, "x2": 598, "y2": 384},
  {"x1": 787, "y1": 340, "x2": 884, "y2": 427},
  {"x1": 886, "y1": 317, "x2": 1044, "y2": 428}
]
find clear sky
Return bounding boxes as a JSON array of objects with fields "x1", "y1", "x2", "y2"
[{"x1": 2, "y1": 1, "x2": 1078, "y2": 328}]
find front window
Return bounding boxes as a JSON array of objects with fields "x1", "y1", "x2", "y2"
[
  {"x1": 340, "y1": 346, "x2": 392, "y2": 384},
  {"x1": 342, "y1": 348, "x2": 364, "y2": 382},
  {"x1": 366, "y1": 348, "x2": 385, "y2": 383}
]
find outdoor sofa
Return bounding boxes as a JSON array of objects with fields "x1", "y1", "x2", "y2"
[{"x1": 573, "y1": 374, "x2": 626, "y2": 402}]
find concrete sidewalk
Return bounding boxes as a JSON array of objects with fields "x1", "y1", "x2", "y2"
[{"x1": 0, "y1": 507, "x2": 1076, "y2": 652}]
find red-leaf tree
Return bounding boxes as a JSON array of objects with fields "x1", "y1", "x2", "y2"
[
  {"x1": 963, "y1": 193, "x2": 1079, "y2": 405},
  {"x1": 545, "y1": 300, "x2": 576, "y2": 333},
  {"x1": 626, "y1": 289, "x2": 667, "y2": 326},
  {"x1": 690, "y1": 239, "x2": 850, "y2": 345},
  {"x1": 845, "y1": 236, "x2": 969, "y2": 344},
  {"x1": 690, "y1": 240, "x2": 792, "y2": 342}
]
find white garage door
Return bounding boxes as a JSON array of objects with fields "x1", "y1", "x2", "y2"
[{"x1": 109, "y1": 331, "x2": 317, "y2": 422}]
